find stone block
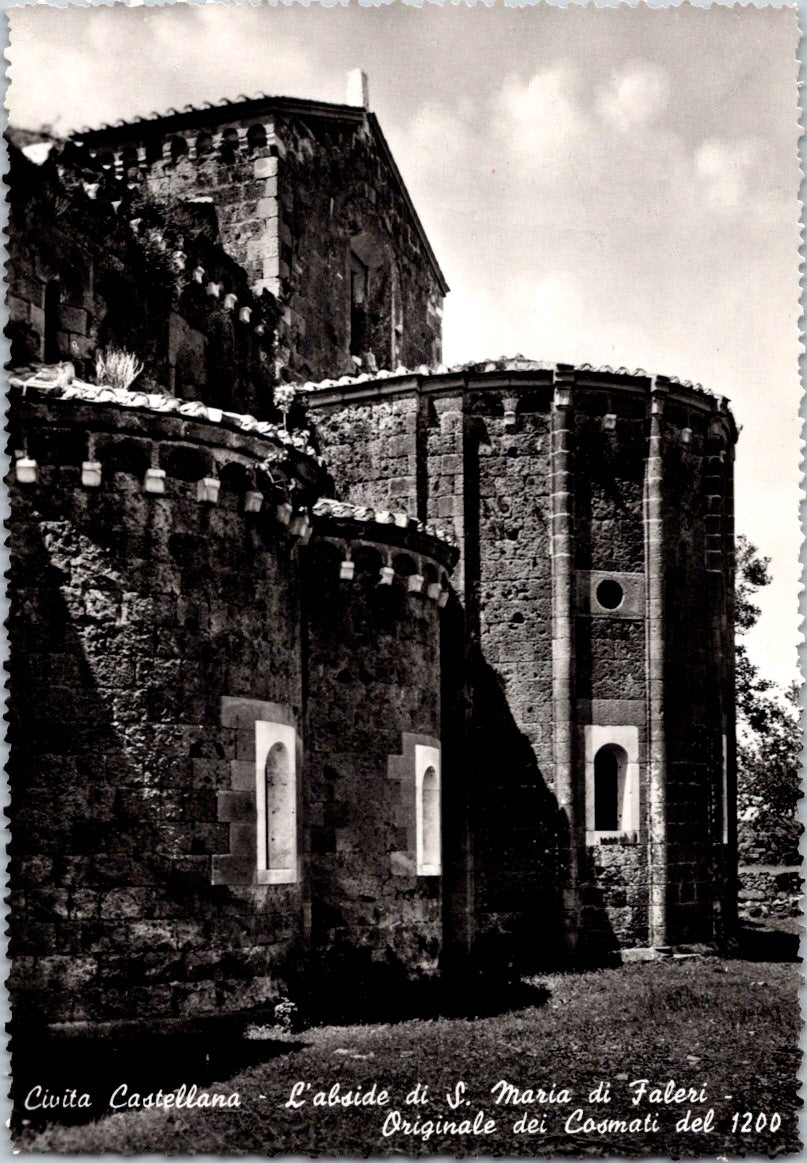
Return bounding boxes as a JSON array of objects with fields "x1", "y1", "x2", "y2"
[
  {"x1": 228, "y1": 821, "x2": 257, "y2": 862},
  {"x1": 257, "y1": 190, "x2": 278, "y2": 216},
  {"x1": 38, "y1": 954, "x2": 98, "y2": 989},
  {"x1": 218, "y1": 790, "x2": 256, "y2": 823},
  {"x1": 7, "y1": 295, "x2": 29, "y2": 323},
  {"x1": 235, "y1": 728, "x2": 256, "y2": 760},
  {"x1": 229, "y1": 759, "x2": 256, "y2": 791},
  {"x1": 98, "y1": 888, "x2": 150, "y2": 920},
  {"x1": 246, "y1": 235, "x2": 279, "y2": 265},
  {"x1": 220, "y1": 697, "x2": 291, "y2": 730},
  {"x1": 253, "y1": 156, "x2": 278, "y2": 179},
  {"x1": 263, "y1": 253, "x2": 281, "y2": 281},
  {"x1": 173, "y1": 981, "x2": 217, "y2": 1015},
  {"x1": 68, "y1": 333, "x2": 94, "y2": 361},
  {"x1": 212, "y1": 852, "x2": 253, "y2": 886},
  {"x1": 191, "y1": 757, "x2": 227, "y2": 790},
  {"x1": 57, "y1": 303, "x2": 88, "y2": 334}
]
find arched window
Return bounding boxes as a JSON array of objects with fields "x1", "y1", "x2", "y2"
[
  {"x1": 349, "y1": 250, "x2": 368, "y2": 358},
  {"x1": 390, "y1": 263, "x2": 403, "y2": 367},
  {"x1": 421, "y1": 767, "x2": 440, "y2": 870},
  {"x1": 415, "y1": 745, "x2": 441, "y2": 875},
  {"x1": 196, "y1": 132, "x2": 214, "y2": 158},
  {"x1": 266, "y1": 742, "x2": 293, "y2": 871},
  {"x1": 594, "y1": 746, "x2": 620, "y2": 831},
  {"x1": 585, "y1": 729, "x2": 638, "y2": 841},
  {"x1": 255, "y1": 721, "x2": 297, "y2": 883}
]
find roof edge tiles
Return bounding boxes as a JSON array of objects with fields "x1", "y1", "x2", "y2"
[{"x1": 296, "y1": 357, "x2": 736, "y2": 433}]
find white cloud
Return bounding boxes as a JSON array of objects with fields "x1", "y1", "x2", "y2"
[
  {"x1": 595, "y1": 64, "x2": 670, "y2": 134},
  {"x1": 693, "y1": 137, "x2": 760, "y2": 211},
  {"x1": 7, "y1": 6, "x2": 329, "y2": 132},
  {"x1": 495, "y1": 63, "x2": 584, "y2": 173},
  {"x1": 400, "y1": 100, "x2": 477, "y2": 177},
  {"x1": 443, "y1": 270, "x2": 587, "y2": 366}
]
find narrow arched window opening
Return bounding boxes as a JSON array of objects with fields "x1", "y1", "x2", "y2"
[
  {"x1": 255, "y1": 721, "x2": 298, "y2": 884},
  {"x1": 415, "y1": 745, "x2": 441, "y2": 876},
  {"x1": 349, "y1": 249, "x2": 368, "y2": 358},
  {"x1": 421, "y1": 767, "x2": 440, "y2": 870},
  {"x1": 594, "y1": 747, "x2": 619, "y2": 831},
  {"x1": 266, "y1": 742, "x2": 293, "y2": 872},
  {"x1": 586, "y1": 731, "x2": 637, "y2": 841},
  {"x1": 196, "y1": 132, "x2": 214, "y2": 158},
  {"x1": 391, "y1": 263, "x2": 403, "y2": 367}
]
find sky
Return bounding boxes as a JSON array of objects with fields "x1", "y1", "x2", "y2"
[{"x1": 5, "y1": 1, "x2": 802, "y2": 686}]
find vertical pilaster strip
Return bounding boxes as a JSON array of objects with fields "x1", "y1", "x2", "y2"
[
  {"x1": 550, "y1": 366, "x2": 578, "y2": 945},
  {"x1": 645, "y1": 380, "x2": 668, "y2": 947},
  {"x1": 704, "y1": 421, "x2": 726, "y2": 577},
  {"x1": 704, "y1": 409, "x2": 728, "y2": 935},
  {"x1": 415, "y1": 381, "x2": 430, "y2": 524}
]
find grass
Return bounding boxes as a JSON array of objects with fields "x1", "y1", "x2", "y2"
[{"x1": 15, "y1": 955, "x2": 801, "y2": 1156}]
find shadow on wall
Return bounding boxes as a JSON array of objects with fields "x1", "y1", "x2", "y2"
[
  {"x1": 465, "y1": 648, "x2": 620, "y2": 974},
  {"x1": 7, "y1": 506, "x2": 169, "y2": 1029},
  {"x1": 7, "y1": 470, "x2": 304, "y2": 1031},
  {"x1": 299, "y1": 538, "x2": 447, "y2": 1018}
]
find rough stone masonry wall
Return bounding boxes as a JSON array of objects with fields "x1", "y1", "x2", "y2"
[
  {"x1": 307, "y1": 375, "x2": 653, "y2": 967},
  {"x1": 70, "y1": 104, "x2": 444, "y2": 388},
  {"x1": 308, "y1": 377, "x2": 567, "y2": 972},
  {"x1": 312, "y1": 388, "x2": 421, "y2": 516},
  {"x1": 426, "y1": 389, "x2": 466, "y2": 586},
  {"x1": 136, "y1": 123, "x2": 281, "y2": 289},
  {"x1": 737, "y1": 866, "x2": 801, "y2": 920},
  {"x1": 274, "y1": 113, "x2": 443, "y2": 382},
  {"x1": 466, "y1": 385, "x2": 566, "y2": 971},
  {"x1": 300, "y1": 536, "x2": 444, "y2": 991},
  {"x1": 574, "y1": 390, "x2": 649, "y2": 951},
  {"x1": 6, "y1": 143, "x2": 280, "y2": 417},
  {"x1": 662, "y1": 409, "x2": 726, "y2": 943},
  {"x1": 7, "y1": 398, "x2": 317, "y2": 1026},
  {"x1": 306, "y1": 370, "x2": 736, "y2": 962}
]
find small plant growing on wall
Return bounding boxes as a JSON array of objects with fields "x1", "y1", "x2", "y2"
[
  {"x1": 95, "y1": 347, "x2": 144, "y2": 391},
  {"x1": 273, "y1": 385, "x2": 298, "y2": 431}
]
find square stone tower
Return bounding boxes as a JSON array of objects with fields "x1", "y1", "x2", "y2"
[{"x1": 74, "y1": 79, "x2": 447, "y2": 389}]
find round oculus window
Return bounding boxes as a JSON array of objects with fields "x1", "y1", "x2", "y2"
[{"x1": 596, "y1": 579, "x2": 624, "y2": 611}]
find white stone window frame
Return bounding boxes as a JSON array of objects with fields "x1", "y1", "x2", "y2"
[
  {"x1": 255, "y1": 720, "x2": 298, "y2": 885},
  {"x1": 415, "y1": 743, "x2": 441, "y2": 876},
  {"x1": 585, "y1": 724, "x2": 640, "y2": 843}
]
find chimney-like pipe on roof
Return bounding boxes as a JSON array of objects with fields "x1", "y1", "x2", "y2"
[{"x1": 346, "y1": 68, "x2": 370, "y2": 110}]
